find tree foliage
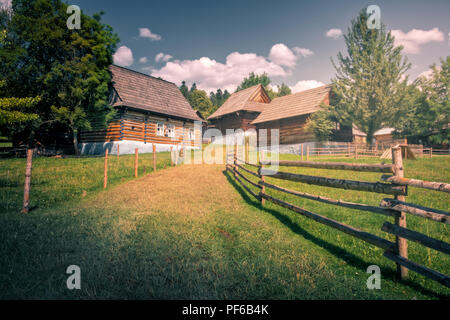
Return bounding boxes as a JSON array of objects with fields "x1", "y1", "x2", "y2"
[
  {"x1": 188, "y1": 89, "x2": 215, "y2": 120},
  {"x1": 236, "y1": 72, "x2": 271, "y2": 92},
  {"x1": 312, "y1": 9, "x2": 412, "y2": 144},
  {"x1": 395, "y1": 56, "x2": 450, "y2": 145},
  {"x1": 0, "y1": 0, "x2": 119, "y2": 152}
]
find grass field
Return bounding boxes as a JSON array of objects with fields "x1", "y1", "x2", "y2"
[{"x1": 0, "y1": 152, "x2": 448, "y2": 299}]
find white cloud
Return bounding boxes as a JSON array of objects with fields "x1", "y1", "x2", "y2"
[
  {"x1": 139, "y1": 57, "x2": 148, "y2": 63},
  {"x1": 326, "y1": 28, "x2": 343, "y2": 40},
  {"x1": 0, "y1": 0, "x2": 11, "y2": 8},
  {"x1": 139, "y1": 28, "x2": 162, "y2": 41},
  {"x1": 290, "y1": 80, "x2": 325, "y2": 93},
  {"x1": 269, "y1": 43, "x2": 314, "y2": 68},
  {"x1": 269, "y1": 43, "x2": 298, "y2": 68},
  {"x1": 293, "y1": 47, "x2": 314, "y2": 58},
  {"x1": 113, "y1": 46, "x2": 134, "y2": 67},
  {"x1": 151, "y1": 49, "x2": 289, "y2": 93},
  {"x1": 391, "y1": 28, "x2": 444, "y2": 54},
  {"x1": 155, "y1": 53, "x2": 173, "y2": 63}
]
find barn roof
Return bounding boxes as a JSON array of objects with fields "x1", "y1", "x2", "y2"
[
  {"x1": 109, "y1": 65, "x2": 203, "y2": 122},
  {"x1": 251, "y1": 85, "x2": 331, "y2": 124},
  {"x1": 207, "y1": 84, "x2": 269, "y2": 120}
]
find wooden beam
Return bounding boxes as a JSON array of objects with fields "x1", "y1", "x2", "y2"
[
  {"x1": 260, "y1": 181, "x2": 398, "y2": 217},
  {"x1": 261, "y1": 193, "x2": 397, "y2": 252},
  {"x1": 261, "y1": 169, "x2": 407, "y2": 196},
  {"x1": 383, "y1": 251, "x2": 450, "y2": 288},
  {"x1": 380, "y1": 198, "x2": 449, "y2": 224},
  {"x1": 381, "y1": 222, "x2": 450, "y2": 255},
  {"x1": 274, "y1": 160, "x2": 394, "y2": 173},
  {"x1": 381, "y1": 175, "x2": 450, "y2": 193}
]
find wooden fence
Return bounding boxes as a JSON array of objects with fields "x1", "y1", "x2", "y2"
[
  {"x1": 225, "y1": 146, "x2": 450, "y2": 288},
  {"x1": 301, "y1": 143, "x2": 450, "y2": 159}
]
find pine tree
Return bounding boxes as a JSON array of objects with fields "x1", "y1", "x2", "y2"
[
  {"x1": 179, "y1": 81, "x2": 189, "y2": 99},
  {"x1": 327, "y1": 8, "x2": 411, "y2": 144}
]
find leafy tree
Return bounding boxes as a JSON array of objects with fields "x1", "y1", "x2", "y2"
[
  {"x1": 190, "y1": 83, "x2": 197, "y2": 93},
  {"x1": 0, "y1": 0, "x2": 119, "y2": 153},
  {"x1": 313, "y1": 9, "x2": 412, "y2": 144},
  {"x1": 0, "y1": 80, "x2": 40, "y2": 129},
  {"x1": 396, "y1": 57, "x2": 449, "y2": 145},
  {"x1": 236, "y1": 72, "x2": 271, "y2": 92},
  {"x1": 276, "y1": 83, "x2": 292, "y2": 97},
  {"x1": 188, "y1": 89, "x2": 215, "y2": 119},
  {"x1": 304, "y1": 104, "x2": 336, "y2": 141}
]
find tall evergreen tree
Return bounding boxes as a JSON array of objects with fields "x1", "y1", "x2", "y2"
[
  {"x1": 318, "y1": 8, "x2": 412, "y2": 144},
  {"x1": 179, "y1": 81, "x2": 189, "y2": 99}
]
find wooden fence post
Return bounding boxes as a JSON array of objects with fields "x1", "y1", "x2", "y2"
[
  {"x1": 153, "y1": 144, "x2": 156, "y2": 172},
  {"x1": 170, "y1": 146, "x2": 174, "y2": 166},
  {"x1": 355, "y1": 145, "x2": 358, "y2": 159},
  {"x1": 134, "y1": 148, "x2": 138, "y2": 177},
  {"x1": 392, "y1": 147, "x2": 408, "y2": 280},
  {"x1": 347, "y1": 142, "x2": 351, "y2": 157},
  {"x1": 430, "y1": 147, "x2": 433, "y2": 158},
  {"x1": 117, "y1": 144, "x2": 120, "y2": 159},
  {"x1": 103, "y1": 149, "x2": 108, "y2": 189},
  {"x1": 301, "y1": 144, "x2": 304, "y2": 161},
  {"x1": 22, "y1": 148, "x2": 33, "y2": 214},
  {"x1": 306, "y1": 146, "x2": 309, "y2": 161}
]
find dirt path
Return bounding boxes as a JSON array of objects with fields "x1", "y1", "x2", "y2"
[{"x1": 89, "y1": 164, "x2": 246, "y2": 217}]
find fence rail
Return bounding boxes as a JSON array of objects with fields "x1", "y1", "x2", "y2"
[
  {"x1": 298, "y1": 143, "x2": 450, "y2": 159},
  {"x1": 226, "y1": 145, "x2": 450, "y2": 288}
]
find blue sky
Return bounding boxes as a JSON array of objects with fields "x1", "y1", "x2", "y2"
[{"x1": 72, "y1": 0, "x2": 450, "y2": 93}]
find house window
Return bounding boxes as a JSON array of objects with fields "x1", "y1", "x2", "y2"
[
  {"x1": 189, "y1": 128, "x2": 195, "y2": 140},
  {"x1": 167, "y1": 124, "x2": 175, "y2": 138},
  {"x1": 157, "y1": 122, "x2": 164, "y2": 136}
]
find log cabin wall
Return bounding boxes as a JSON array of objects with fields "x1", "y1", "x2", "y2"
[
  {"x1": 80, "y1": 109, "x2": 201, "y2": 148},
  {"x1": 255, "y1": 114, "x2": 316, "y2": 146},
  {"x1": 210, "y1": 111, "x2": 260, "y2": 135}
]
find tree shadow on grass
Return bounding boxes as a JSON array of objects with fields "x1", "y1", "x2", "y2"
[{"x1": 223, "y1": 169, "x2": 448, "y2": 299}]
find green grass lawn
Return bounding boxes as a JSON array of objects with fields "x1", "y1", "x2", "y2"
[{"x1": 0, "y1": 152, "x2": 448, "y2": 299}]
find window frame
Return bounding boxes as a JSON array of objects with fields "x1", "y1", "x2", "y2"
[
  {"x1": 167, "y1": 124, "x2": 175, "y2": 138},
  {"x1": 156, "y1": 122, "x2": 164, "y2": 136},
  {"x1": 189, "y1": 128, "x2": 195, "y2": 140}
]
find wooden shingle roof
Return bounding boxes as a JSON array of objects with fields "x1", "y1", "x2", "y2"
[
  {"x1": 207, "y1": 85, "x2": 269, "y2": 120},
  {"x1": 109, "y1": 65, "x2": 203, "y2": 122},
  {"x1": 251, "y1": 85, "x2": 331, "y2": 124}
]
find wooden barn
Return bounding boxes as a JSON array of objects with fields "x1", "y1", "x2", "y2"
[
  {"x1": 207, "y1": 84, "x2": 271, "y2": 134},
  {"x1": 251, "y1": 85, "x2": 334, "y2": 145},
  {"x1": 208, "y1": 84, "x2": 364, "y2": 149},
  {"x1": 79, "y1": 65, "x2": 203, "y2": 155}
]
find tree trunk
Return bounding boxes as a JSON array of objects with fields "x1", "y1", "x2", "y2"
[{"x1": 73, "y1": 129, "x2": 79, "y2": 156}]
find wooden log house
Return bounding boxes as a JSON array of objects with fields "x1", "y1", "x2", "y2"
[
  {"x1": 79, "y1": 65, "x2": 204, "y2": 155},
  {"x1": 208, "y1": 84, "x2": 358, "y2": 148}
]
